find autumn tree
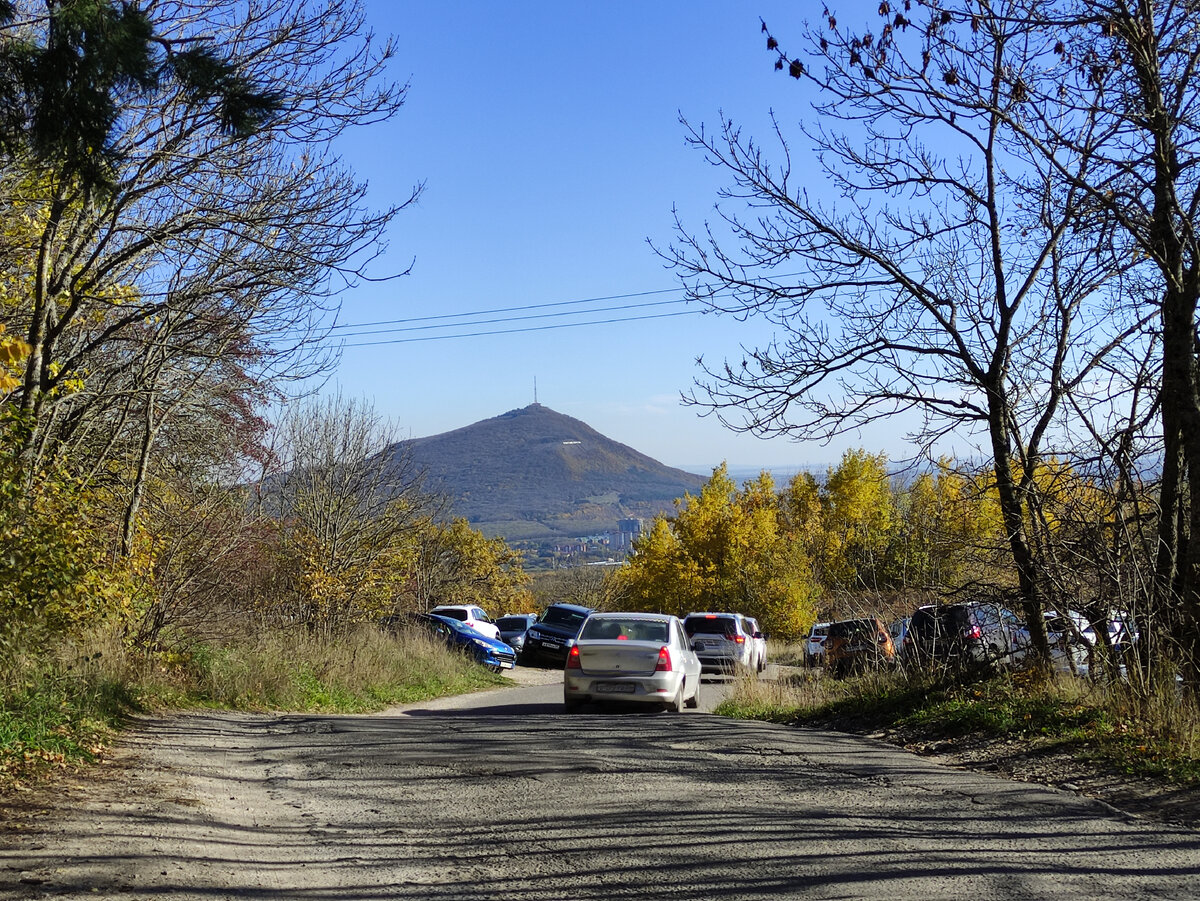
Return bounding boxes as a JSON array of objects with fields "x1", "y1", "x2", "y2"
[
  {"x1": 992, "y1": 0, "x2": 1200, "y2": 688},
  {"x1": 820, "y1": 451, "x2": 897, "y2": 591},
  {"x1": 893, "y1": 461, "x2": 1006, "y2": 592},
  {"x1": 0, "y1": 0, "x2": 419, "y2": 542},
  {"x1": 262, "y1": 395, "x2": 434, "y2": 633},
  {"x1": 614, "y1": 464, "x2": 818, "y2": 639},
  {"x1": 403, "y1": 518, "x2": 533, "y2": 616},
  {"x1": 660, "y1": 2, "x2": 1154, "y2": 661}
]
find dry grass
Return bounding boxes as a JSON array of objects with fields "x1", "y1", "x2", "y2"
[
  {"x1": 718, "y1": 661, "x2": 1200, "y2": 784},
  {"x1": 1, "y1": 623, "x2": 505, "y2": 788}
]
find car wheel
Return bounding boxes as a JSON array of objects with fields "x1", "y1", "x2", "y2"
[
  {"x1": 667, "y1": 683, "x2": 685, "y2": 713},
  {"x1": 685, "y1": 679, "x2": 700, "y2": 709}
]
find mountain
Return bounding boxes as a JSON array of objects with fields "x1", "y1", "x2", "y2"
[{"x1": 383, "y1": 404, "x2": 707, "y2": 540}]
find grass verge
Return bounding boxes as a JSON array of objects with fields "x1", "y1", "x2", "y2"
[
  {"x1": 0, "y1": 625, "x2": 508, "y2": 790},
  {"x1": 717, "y1": 665, "x2": 1200, "y2": 786}
]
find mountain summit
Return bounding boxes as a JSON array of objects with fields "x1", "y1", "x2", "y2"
[{"x1": 386, "y1": 404, "x2": 706, "y2": 540}]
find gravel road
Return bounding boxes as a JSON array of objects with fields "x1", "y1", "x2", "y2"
[{"x1": 3, "y1": 671, "x2": 1199, "y2": 900}]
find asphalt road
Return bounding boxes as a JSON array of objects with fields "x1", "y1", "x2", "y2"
[{"x1": 3, "y1": 674, "x2": 1200, "y2": 900}]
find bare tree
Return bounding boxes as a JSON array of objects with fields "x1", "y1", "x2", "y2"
[
  {"x1": 1, "y1": 0, "x2": 420, "y2": 507},
  {"x1": 261, "y1": 394, "x2": 438, "y2": 632},
  {"x1": 659, "y1": 2, "x2": 1151, "y2": 661},
  {"x1": 1014, "y1": 0, "x2": 1200, "y2": 689}
]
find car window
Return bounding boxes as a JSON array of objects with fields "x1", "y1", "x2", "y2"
[
  {"x1": 581, "y1": 619, "x2": 670, "y2": 643},
  {"x1": 684, "y1": 616, "x2": 738, "y2": 637},
  {"x1": 497, "y1": 616, "x2": 530, "y2": 631},
  {"x1": 973, "y1": 604, "x2": 1002, "y2": 630},
  {"x1": 828, "y1": 618, "x2": 875, "y2": 640},
  {"x1": 435, "y1": 608, "x2": 468, "y2": 622},
  {"x1": 540, "y1": 606, "x2": 589, "y2": 629}
]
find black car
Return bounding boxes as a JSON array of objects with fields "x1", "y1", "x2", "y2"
[
  {"x1": 518, "y1": 603, "x2": 594, "y2": 667},
  {"x1": 903, "y1": 601, "x2": 1023, "y2": 672}
]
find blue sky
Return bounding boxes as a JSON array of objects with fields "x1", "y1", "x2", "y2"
[{"x1": 327, "y1": 1, "x2": 907, "y2": 473}]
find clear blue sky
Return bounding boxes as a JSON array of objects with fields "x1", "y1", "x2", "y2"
[{"x1": 327, "y1": 1, "x2": 906, "y2": 473}]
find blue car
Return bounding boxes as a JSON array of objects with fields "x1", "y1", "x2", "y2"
[{"x1": 415, "y1": 613, "x2": 517, "y2": 672}]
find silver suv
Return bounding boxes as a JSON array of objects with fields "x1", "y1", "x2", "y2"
[{"x1": 683, "y1": 612, "x2": 760, "y2": 676}]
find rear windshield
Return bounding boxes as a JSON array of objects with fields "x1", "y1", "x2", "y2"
[
  {"x1": 581, "y1": 619, "x2": 670, "y2": 643},
  {"x1": 810, "y1": 624, "x2": 829, "y2": 638},
  {"x1": 539, "y1": 606, "x2": 589, "y2": 630},
  {"x1": 497, "y1": 616, "x2": 531, "y2": 631},
  {"x1": 434, "y1": 608, "x2": 467, "y2": 622},
  {"x1": 684, "y1": 616, "x2": 738, "y2": 637},
  {"x1": 828, "y1": 618, "x2": 879, "y2": 640},
  {"x1": 909, "y1": 606, "x2": 967, "y2": 638}
]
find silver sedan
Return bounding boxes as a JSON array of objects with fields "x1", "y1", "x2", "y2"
[{"x1": 563, "y1": 612, "x2": 702, "y2": 712}]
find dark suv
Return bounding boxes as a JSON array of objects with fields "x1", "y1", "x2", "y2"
[
  {"x1": 903, "y1": 601, "x2": 1023, "y2": 672},
  {"x1": 517, "y1": 603, "x2": 594, "y2": 667}
]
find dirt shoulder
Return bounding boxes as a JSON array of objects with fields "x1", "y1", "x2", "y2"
[{"x1": 817, "y1": 717, "x2": 1200, "y2": 832}]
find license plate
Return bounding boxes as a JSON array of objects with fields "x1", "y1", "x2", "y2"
[
  {"x1": 596, "y1": 682, "x2": 636, "y2": 694},
  {"x1": 540, "y1": 640, "x2": 561, "y2": 650},
  {"x1": 498, "y1": 661, "x2": 514, "y2": 669}
]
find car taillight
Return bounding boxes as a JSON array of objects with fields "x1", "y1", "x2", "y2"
[
  {"x1": 733, "y1": 635, "x2": 745, "y2": 645},
  {"x1": 964, "y1": 624, "x2": 983, "y2": 640},
  {"x1": 566, "y1": 646, "x2": 581, "y2": 669},
  {"x1": 655, "y1": 647, "x2": 672, "y2": 672}
]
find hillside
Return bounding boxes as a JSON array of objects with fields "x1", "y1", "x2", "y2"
[{"x1": 382, "y1": 404, "x2": 707, "y2": 539}]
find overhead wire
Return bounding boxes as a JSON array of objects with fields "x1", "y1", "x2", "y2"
[{"x1": 322, "y1": 274, "x2": 803, "y2": 346}]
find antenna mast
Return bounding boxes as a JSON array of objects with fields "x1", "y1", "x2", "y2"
[{"x1": 534, "y1": 376, "x2": 538, "y2": 404}]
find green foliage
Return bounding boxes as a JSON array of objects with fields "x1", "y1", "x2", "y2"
[
  {"x1": 0, "y1": 0, "x2": 280, "y2": 191},
  {"x1": 0, "y1": 427, "x2": 146, "y2": 654}
]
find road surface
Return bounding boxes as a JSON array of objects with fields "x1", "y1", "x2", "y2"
[{"x1": 2, "y1": 672, "x2": 1199, "y2": 899}]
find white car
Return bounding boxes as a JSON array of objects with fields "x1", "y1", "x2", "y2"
[
  {"x1": 564, "y1": 612, "x2": 702, "y2": 712},
  {"x1": 742, "y1": 615, "x2": 768, "y2": 673},
  {"x1": 429, "y1": 604, "x2": 501, "y2": 641},
  {"x1": 805, "y1": 622, "x2": 831, "y2": 667}
]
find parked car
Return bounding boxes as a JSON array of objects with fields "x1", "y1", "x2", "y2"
[
  {"x1": 564, "y1": 612, "x2": 702, "y2": 712},
  {"x1": 888, "y1": 616, "x2": 911, "y2": 654},
  {"x1": 518, "y1": 602, "x2": 594, "y2": 667},
  {"x1": 496, "y1": 613, "x2": 539, "y2": 652},
  {"x1": 825, "y1": 617, "x2": 895, "y2": 678},
  {"x1": 1011, "y1": 610, "x2": 1097, "y2": 675},
  {"x1": 805, "y1": 622, "x2": 831, "y2": 667},
  {"x1": 404, "y1": 613, "x2": 517, "y2": 672},
  {"x1": 429, "y1": 604, "x2": 501, "y2": 641},
  {"x1": 904, "y1": 601, "x2": 1023, "y2": 672},
  {"x1": 682, "y1": 612, "x2": 759, "y2": 676},
  {"x1": 742, "y1": 615, "x2": 768, "y2": 673}
]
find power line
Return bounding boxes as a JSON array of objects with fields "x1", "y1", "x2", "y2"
[
  {"x1": 338, "y1": 311, "x2": 700, "y2": 350},
  {"x1": 328, "y1": 285, "x2": 688, "y2": 331},
  {"x1": 333, "y1": 297, "x2": 689, "y2": 339},
  {"x1": 322, "y1": 272, "x2": 806, "y2": 346}
]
